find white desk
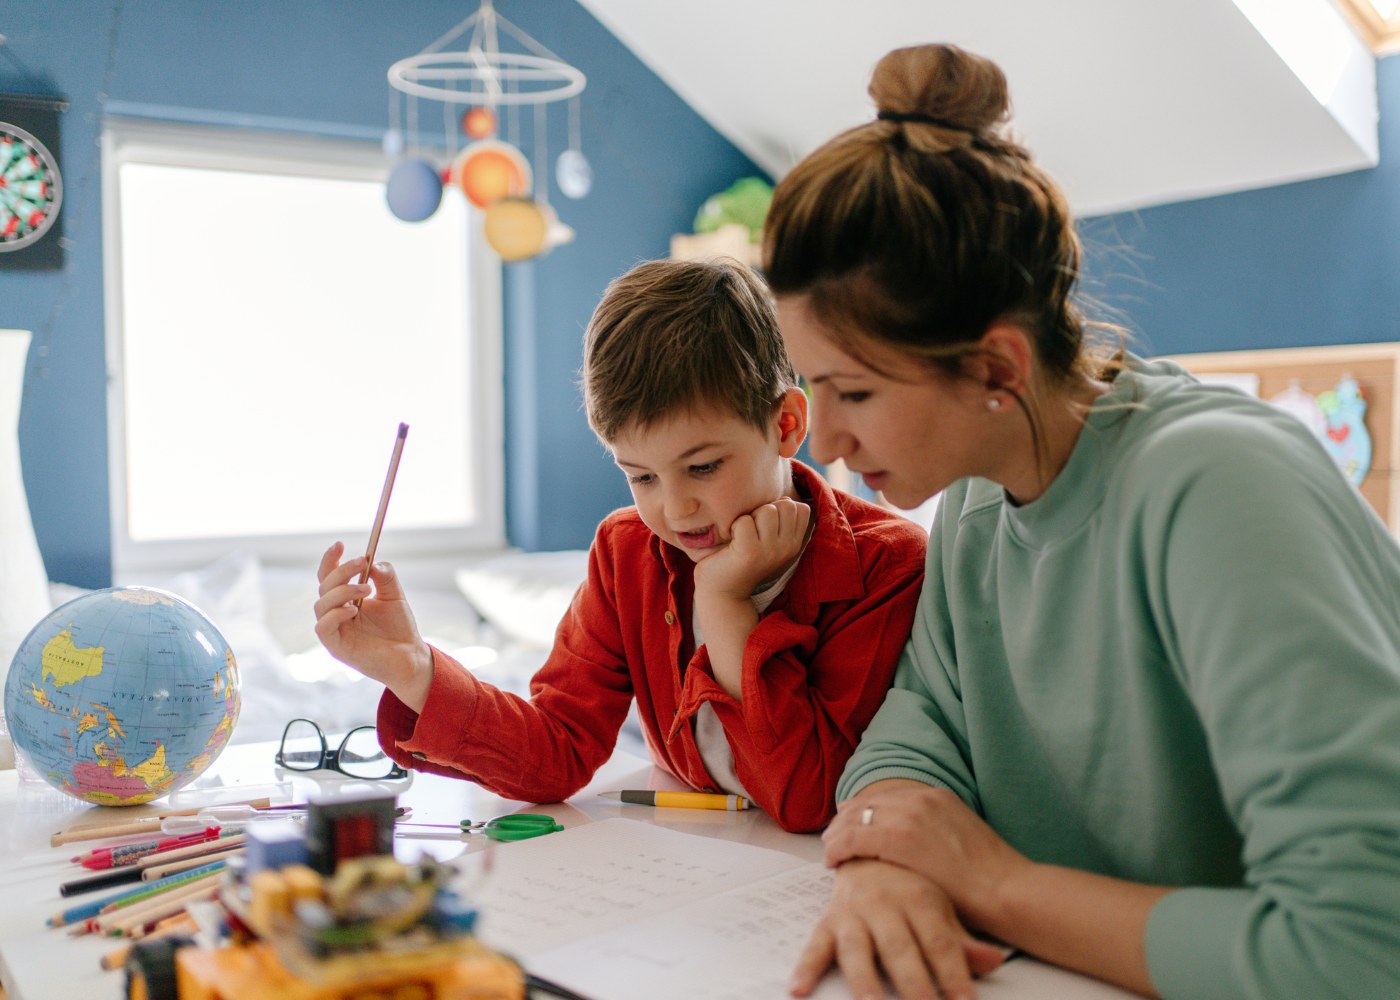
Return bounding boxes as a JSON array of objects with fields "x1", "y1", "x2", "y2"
[{"x1": 0, "y1": 742, "x2": 1139, "y2": 1000}]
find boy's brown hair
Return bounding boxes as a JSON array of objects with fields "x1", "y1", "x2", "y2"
[{"x1": 581, "y1": 258, "x2": 797, "y2": 444}]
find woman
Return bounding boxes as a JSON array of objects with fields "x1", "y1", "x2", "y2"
[{"x1": 765, "y1": 43, "x2": 1400, "y2": 1000}]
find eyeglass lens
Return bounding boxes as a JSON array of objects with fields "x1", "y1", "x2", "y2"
[
  {"x1": 280, "y1": 719, "x2": 399, "y2": 779},
  {"x1": 337, "y1": 726, "x2": 399, "y2": 779},
  {"x1": 279, "y1": 718, "x2": 327, "y2": 771}
]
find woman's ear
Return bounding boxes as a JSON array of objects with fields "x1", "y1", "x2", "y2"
[
  {"x1": 776, "y1": 386, "x2": 808, "y2": 458},
  {"x1": 971, "y1": 323, "x2": 1035, "y2": 402}
]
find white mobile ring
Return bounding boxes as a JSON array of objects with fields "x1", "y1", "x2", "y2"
[{"x1": 860, "y1": 806, "x2": 876, "y2": 826}]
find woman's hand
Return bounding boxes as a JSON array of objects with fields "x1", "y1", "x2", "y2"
[
  {"x1": 822, "y1": 781, "x2": 1029, "y2": 930},
  {"x1": 314, "y1": 542, "x2": 434, "y2": 711},
  {"x1": 822, "y1": 781, "x2": 1171, "y2": 997},
  {"x1": 790, "y1": 859, "x2": 1005, "y2": 1000}
]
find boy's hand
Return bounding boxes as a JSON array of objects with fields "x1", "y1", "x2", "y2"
[
  {"x1": 692, "y1": 499, "x2": 811, "y2": 702},
  {"x1": 694, "y1": 497, "x2": 813, "y2": 599},
  {"x1": 314, "y1": 542, "x2": 435, "y2": 712}
]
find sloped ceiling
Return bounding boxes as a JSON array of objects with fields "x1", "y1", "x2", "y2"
[{"x1": 577, "y1": 0, "x2": 1379, "y2": 217}]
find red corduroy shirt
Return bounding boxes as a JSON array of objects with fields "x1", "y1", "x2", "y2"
[{"x1": 377, "y1": 461, "x2": 927, "y2": 833}]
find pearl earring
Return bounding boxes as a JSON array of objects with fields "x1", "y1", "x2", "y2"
[{"x1": 987, "y1": 397, "x2": 1002, "y2": 411}]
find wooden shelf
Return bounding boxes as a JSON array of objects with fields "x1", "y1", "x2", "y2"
[{"x1": 669, "y1": 223, "x2": 761, "y2": 268}]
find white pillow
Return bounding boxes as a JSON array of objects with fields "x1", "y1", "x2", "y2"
[
  {"x1": 116, "y1": 551, "x2": 283, "y2": 666},
  {"x1": 454, "y1": 550, "x2": 588, "y2": 649},
  {"x1": 258, "y1": 563, "x2": 324, "y2": 657}
]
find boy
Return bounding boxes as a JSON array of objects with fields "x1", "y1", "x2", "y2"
[{"x1": 313, "y1": 258, "x2": 926, "y2": 833}]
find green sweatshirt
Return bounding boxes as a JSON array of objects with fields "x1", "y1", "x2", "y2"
[{"x1": 838, "y1": 356, "x2": 1400, "y2": 999}]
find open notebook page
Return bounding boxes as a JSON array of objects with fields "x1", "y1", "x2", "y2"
[{"x1": 453, "y1": 818, "x2": 1142, "y2": 1000}]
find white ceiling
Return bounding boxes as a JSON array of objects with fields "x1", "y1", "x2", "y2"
[{"x1": 577, "y1": 0, "x2": 1380, "y2": 217}]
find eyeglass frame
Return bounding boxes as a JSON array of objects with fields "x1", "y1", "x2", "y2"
[{"x1": 274, "y1": 718, "x2": 408, "y2": 780}]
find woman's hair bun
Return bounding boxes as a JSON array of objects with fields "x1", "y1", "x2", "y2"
[{"x1": 869, "y1": 44, "x2": 1010, "y2": 134}]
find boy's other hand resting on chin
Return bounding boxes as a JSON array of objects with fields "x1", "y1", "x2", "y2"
[
  {"x1": 693, "y1": 496, "x2": 813, "y2": 600},
  {"x1": 692, "y1": 496, "x2": 813, "y2": 701}
]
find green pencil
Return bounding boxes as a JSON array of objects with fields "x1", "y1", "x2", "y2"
[{"x1": 98, "y1": 862, "x2": 225, "y2": 913}]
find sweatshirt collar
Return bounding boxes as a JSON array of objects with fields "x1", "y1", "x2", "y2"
[{"x1": 1001, "y1": 362, "x2": 1146, "y2": 549}]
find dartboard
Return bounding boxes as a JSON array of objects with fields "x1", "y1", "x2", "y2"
[{"x1": 0, "y1": 121, "x2": 62, "y2": 252}]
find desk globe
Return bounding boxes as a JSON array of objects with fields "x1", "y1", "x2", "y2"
[{"x1": 2, "y1": 587, "x2": 240, "y2": 805}]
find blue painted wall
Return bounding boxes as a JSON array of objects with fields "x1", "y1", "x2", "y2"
[
  {"x1": 0, "y1": 0, "x2": 762, "y2": 587},
  {"x1": 4, "y1": 4, "x2": 1397, "y2": 589},
  {"x1": 1081, "y1": 54, "x2": 1400, "y2": 357}
]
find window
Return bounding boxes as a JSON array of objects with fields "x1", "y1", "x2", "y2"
[
  {"x1": 102, "y1": 119, "x2": 503, "y2": 578},
  {"x1": 1334, "y1": 0, "x2": 1400, "y2": 53}
]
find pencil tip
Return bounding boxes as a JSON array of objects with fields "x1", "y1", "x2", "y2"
[{"x1": 595, "y1": 791, "x2": 621, "y2": 799}]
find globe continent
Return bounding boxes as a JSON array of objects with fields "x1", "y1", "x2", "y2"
[{"x1": 3, "y1": 587, "x2": 240, "y2": 806}]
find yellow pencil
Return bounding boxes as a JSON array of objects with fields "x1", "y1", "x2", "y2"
[{"x1": 597, "y1": 789, "x2": 750, "y2": 811}]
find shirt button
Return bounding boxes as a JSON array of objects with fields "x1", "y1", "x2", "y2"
[
  {"x1": 664, "y1": 610, "x2": 675, "y2": 625},
  {"x1": 410, "y1": 752, "x2": 427, "y2": 761}
]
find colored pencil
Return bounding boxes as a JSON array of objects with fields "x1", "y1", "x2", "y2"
[
  {"x1": 74, "y1": 828, "x2": 219, "y2": 869},
  {"x1": 134, "y1": 833, "x2": 246, "y2": 868},
  {"x1": 99, "y1": 911, "x2": 198, "y2": 971},
  {"x1": 51, "y1": 861, "x2": 227, "y2": 930},
  {"x1": 59, "y1": 837, "x2": 241, "y2": 897},
  {"x1": 59, "y1": 865, "x2": 147, "y2": 898},
  {"x1": 356, "y1": 421, "x2": 408, "y2": 608},
  {"x1": 99, "y1": 864, "x2": 224, "y2": 913},
  {"x1": 96, "y1": 878, "x2": 221, "y2": 936},
  {"x1": 140, "y1": 846, "x2": 243, "y2": 881},
  {"x1": 49, "y1": 797, "x2": 270, "y2": 847}
]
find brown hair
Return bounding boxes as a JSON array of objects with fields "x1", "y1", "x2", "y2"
[
  {"x1": 763, "y1": 44, "x2": 1114, "y2": 392},
  {"x1": 582, "y1": 258, "x2": 797, "y2": 444}
]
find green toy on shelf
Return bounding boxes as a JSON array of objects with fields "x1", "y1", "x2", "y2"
[{"x1": 692, "y1": 177, "x2": 773, "y2": 242}]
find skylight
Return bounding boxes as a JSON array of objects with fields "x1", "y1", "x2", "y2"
[
  {"x1": 1366, "y1": 0, "x2": 1399, "y2": 21},
  {"x1": 1232, "y1": 0, "x2": 1361, "y2": 103}
]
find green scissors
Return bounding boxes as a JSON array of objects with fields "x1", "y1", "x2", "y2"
[
  {"x1": 440, "y1": 813, "x2": 563, "y2": 841},
  {"x1": 480, "y1": 813, "x2": 563, "y2": 842},
  {"x1": 397, "y1": 812, "x2": 564, "y2": 841}
]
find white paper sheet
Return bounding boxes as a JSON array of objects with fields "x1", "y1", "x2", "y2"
[
  {"x1": 463, "y1": 819, "x2": 812, "y2": 957},
  {"x1": 456, "y1": 818, "x2": 1143, "y2": 1000}
]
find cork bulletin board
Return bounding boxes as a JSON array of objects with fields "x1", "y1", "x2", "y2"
[{"x1": 1163, "y1": 343, "x2": 1400, "y2": 536}]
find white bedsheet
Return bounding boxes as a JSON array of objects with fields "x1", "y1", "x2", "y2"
[{"x1": 5, "y1": 548, "x2": 646, "y2": 772}]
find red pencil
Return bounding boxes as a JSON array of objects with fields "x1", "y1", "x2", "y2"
[{"x1": 75, "y1": 828, "x2": 219, "y2": 870}]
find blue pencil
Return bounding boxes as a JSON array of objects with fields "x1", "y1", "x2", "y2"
[{"x1": 47, "y1": 860, "x2": 227, "y2": 928}]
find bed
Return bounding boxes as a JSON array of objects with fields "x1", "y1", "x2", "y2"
[{"x1": 22, "y1": 548, "x2": 595, "y2": 752}]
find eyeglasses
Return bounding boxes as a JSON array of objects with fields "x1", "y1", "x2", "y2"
[{"x1": 275, "y1": 718, "x2": 408, "y2": 780}]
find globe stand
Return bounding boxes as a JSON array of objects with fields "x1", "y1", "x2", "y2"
[{"x1": 12, "y1": 743, "x2": 65, "y2": 796}]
